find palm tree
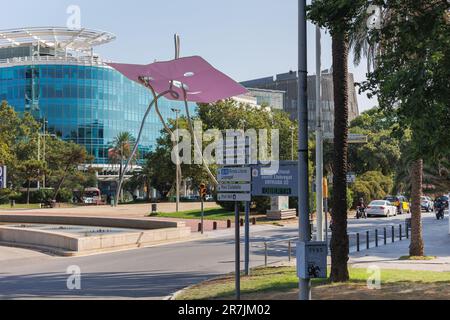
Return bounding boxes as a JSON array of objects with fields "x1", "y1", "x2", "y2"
[
  {"x1": 110, "y1": 132, "x2": 136, "y2": 202},
  {"x1": 329, "y1": 31, "x2": 351, "y2": 282}
]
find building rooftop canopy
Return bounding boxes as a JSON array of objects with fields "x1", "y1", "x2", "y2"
[{"x1": 0, "y1": 27, "x2": 116, "y2": 53}]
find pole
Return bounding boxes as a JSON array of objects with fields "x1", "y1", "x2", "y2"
[
  {"x1": 323, "y1": 178, "x2": 329, "y2": 247},
  {"x1": 201, "y1": 198, "x2": 204, "y2": 235},
  {"x1": 245, "y1": 201, "x2": 250, "y2": 276},
  {"x1": 43, "y1": 119, "x2": 46, "y2": 189},
  {"x1": 175, "y1": 110, "x2": 180, "y2": 213},
  {"x1": 298, "y1": 0, "x2": 311, "y2": 301},
  {"x1": 315, "y1": 25, "x2": 323, "y2": 242},
  {"x1": 235, "y1": 201, "x2": 241, "y2": 300}
]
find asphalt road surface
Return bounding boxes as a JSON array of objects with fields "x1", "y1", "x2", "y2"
[{"x1": 0, "y1": 212, "x2": 435, "y2": 299}]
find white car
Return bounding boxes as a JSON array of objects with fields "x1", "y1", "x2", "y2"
[{"x1": 366, "y1": 200, "x2": 398, "y2": 217}]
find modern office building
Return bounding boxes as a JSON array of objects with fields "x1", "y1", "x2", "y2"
[
  {"x1": 241, "y1": 70, "x2": 360, "y2": 134},
  {"x1": 0, "y1": 27, "x2": 195, "y2": 167}
]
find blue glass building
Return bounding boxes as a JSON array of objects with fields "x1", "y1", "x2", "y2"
[{"x1": 0, "y1": 27, "x2": 195, "y2": 168}]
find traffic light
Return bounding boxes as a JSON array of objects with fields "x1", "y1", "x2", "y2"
[{"x1": 200, "y1": 183, "x2": 207, "y2": 201}]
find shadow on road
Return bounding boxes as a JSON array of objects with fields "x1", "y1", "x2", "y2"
[{"x1": 0, "y1": 271, "x2": 217, "y2": 299}]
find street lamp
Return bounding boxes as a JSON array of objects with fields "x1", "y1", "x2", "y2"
[
  {"x1": 171, "y1": 108, "x2": 181, "y2": 213},
  {"x1": 297, "y1": 0, "x2": 310, "y2": 301}
]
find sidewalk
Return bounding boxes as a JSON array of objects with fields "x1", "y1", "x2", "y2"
[{"x1": 350, "y1": 214, "x2": 450, "y2": 272}]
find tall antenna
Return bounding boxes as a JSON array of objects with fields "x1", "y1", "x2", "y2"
[{"x1": 174, "y1": 34, "x2": 180, "y2": 59}]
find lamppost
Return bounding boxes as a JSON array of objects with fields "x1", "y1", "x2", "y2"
[
  {"x1": 171, "y1": 108, "x2": 181, "y2": 213},
  {"x1": 297, "y1": 0, "x2": 310, "y2": 301}
]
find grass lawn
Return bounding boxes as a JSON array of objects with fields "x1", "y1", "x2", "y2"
[
  {"x1": 175, "y1": 266, "x2": 450, "y2": 300},
  {"x1": 152, "y1": 208, "x2": 237, "y2": 221},
  {"x1": 0, "y1": 203, "x2": 41, "y2": 210}
]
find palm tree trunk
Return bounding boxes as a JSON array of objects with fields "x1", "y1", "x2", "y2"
[
  {"x1": 409, "y1": 158, "x2": 424, "y2": 256},
  {"x1": 330, "y1": 32, "x2": 350, "y2": 282}
]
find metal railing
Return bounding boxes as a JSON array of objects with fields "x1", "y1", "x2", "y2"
[
  {"x1": 352, "y1": 222, "x2": 410, "y2": 253},
  {"x1": 0, "y1": 55, "x2": 111, "y2": 67},
  {"x1": 253, "y1": 220, "x2": 412, "y2": 267}
]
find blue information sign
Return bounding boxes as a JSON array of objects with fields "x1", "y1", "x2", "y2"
[{"x1": 251, "y1": 163, "x2": 298, "y2": 197}]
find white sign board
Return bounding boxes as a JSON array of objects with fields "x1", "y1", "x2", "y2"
[
  {"x1": 217, "y1": 168, "x2": 251, "y2": 183},
  {"x1": 218, "y1": 193, "x2": 251, "y2": 202},
  {"x1": 218, "y1": 184, "x2": 252, "y2": 193},
  {"x1": 297, "y1": 241, "x2": 328, "y2": 279}
]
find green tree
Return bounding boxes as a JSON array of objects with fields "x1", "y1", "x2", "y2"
[
  {"x1": 348, "y1": 108, "x2": 404, "y2": 175},
  {"x1": 46, "y1": 140, "x2": 92, "y2": 201},
  {"x1": 19, "y1": 160, "x2": 45, "y2": 204},
  {"x1": 361, "y1": 0, "x2": 450, "y2": 257},
  {"x1": 308, "y1": 0, "x2": 368, "y2": 282}
]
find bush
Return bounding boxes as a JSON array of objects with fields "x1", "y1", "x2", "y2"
[
  {"x1": 15, "y1": 188, "x2": 74, "y2": 204},
  {"x1": 0, "y1": 189, "x2": 20, "y2": 204}
]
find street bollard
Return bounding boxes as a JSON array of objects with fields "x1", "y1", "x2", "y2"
[
  {"x1": 366, "y1": 231, "x2": 370, "y2": 250},
  {"x1": 252, "y1": 217, "x2": 257, "y2": 225},
  {"x1": 227, "y1": 220, "x2": 231, "y2": 229},
  {"x1": 375, "y1": 229, "x2": 379, "y2": 247},
  {"x1": 240, "y1": 219, "x2": 244, "y2": 227},
  {"x1": 288, "y1": 241, "x2": 292, "y2": 262},
  {"x1": 384, "y1": 228, "x2": 387, "y2": 245},
  {"x1": 213, "y1": 222, "x2": 218, "y2": 230},
  {"x1": 399, "y1": 224, "x2": 403, "y2": 241},
  {"x1": 356, "y1": 233, "x2": 360, "y2": 252},
  {"x1": 264, "y1": 242, "x2": 268, "y2": 267},
  {"x1": 392, "y1": 226, "x2": 395, "y2": 243}
]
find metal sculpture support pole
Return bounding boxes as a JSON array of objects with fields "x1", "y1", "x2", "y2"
[
  {"x1": 182, "y1": 89, "x2": 219, "y2": 186},
  {"x1": 114, "y1": 87, "x2": 179, "y2": 206}
]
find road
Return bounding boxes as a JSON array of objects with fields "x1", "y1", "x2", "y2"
[{"x1": 0, "y1": 212, "x2": 435, "y2": 299}]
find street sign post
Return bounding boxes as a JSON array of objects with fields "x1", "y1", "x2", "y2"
[
  {"x1": 0, "y1": 166, "x2": 6, "y2": 189},
  {"x1": 251, "y1": 162, "x2": 299, "y2": 197},
  {"x1": 218, "y1": 184, "x2": 251, "y2": 193},
  {"x1": 218, "y1": 167, "x2": 251, "y2": 183},
  {"x1": 217, "y1": 165, "x2": 252, "y2": 301},
  {"x1": 218, "y1": 193, "x2": 251, "y2": 202}
]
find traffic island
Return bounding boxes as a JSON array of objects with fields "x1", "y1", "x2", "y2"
[
  {"x1": 173, "y1": 266, "x2": 450, "y2": 300},
  {"x1": 0, "y1": 215, "x2": 191, "y2": 256}
]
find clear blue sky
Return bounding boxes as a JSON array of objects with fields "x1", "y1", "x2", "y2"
[{"x1": 2, "y1": 0, "x2": 376, "y2": 111}]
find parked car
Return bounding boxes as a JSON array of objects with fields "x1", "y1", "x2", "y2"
[
  {"x1": 384, "y1": 195, "x2": 410, "y2": 214},
  {"x1": 421, "y1": 196, "x2": 434, "y2": 212},
  {"x1": 366, "y1": 200, "x2": 398, "y2": 217}
]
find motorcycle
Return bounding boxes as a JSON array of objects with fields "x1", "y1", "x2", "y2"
[
  {"x1": 436, "y1": 207, "x2": 445, "y2": 220},
  {"x1": 356, "y1": 206, "x2": 367, "y2": 219}
]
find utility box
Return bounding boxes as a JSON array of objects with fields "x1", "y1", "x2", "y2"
[{"x1": 297, "y1": 241, "x2": 328, "y2": 279}]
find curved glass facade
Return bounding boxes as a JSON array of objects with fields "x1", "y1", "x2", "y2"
[{"x1": 0, "y1": 63, "x2": 195, "y2": 164}]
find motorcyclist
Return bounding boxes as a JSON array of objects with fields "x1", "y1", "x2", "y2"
[{"x1": 356, "y1": 198, "x2": 367, "y2": 219}]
